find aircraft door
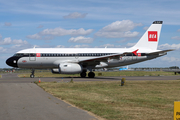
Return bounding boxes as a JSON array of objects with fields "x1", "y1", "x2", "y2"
[
  {"x1": 29, "y1": 49, "x2": 36, "y2": 61},
  {"x1": 75, "y1": 54, "x2": 79, "y2": 59}
]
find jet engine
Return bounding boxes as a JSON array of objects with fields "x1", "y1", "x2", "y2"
[{"x1": 51, "y1": 63, "x2": 82, "y2": 74}]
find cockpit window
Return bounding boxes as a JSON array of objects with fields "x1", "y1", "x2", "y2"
[
  {"x1": 13, "y1": 53, "x2": 30, "y2": 57},
  {"x1": 13, "y1": 53, "x2": 23, "y2": 56}
]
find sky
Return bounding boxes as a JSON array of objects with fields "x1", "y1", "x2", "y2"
[{"x1": 1, "y1": 0, "x2": 180, "y2": 68}]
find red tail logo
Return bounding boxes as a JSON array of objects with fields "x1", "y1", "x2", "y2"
[{"x1": 148, "y1": 31, "x2": 158, "y2": 42}]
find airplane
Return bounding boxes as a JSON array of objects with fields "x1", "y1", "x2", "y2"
[
  {"x1": 119, "y1": 66, "x2": 128, "y2": 71},
  {"x1": 6, "y1": 21, "x2": 173, "y2": 78}
]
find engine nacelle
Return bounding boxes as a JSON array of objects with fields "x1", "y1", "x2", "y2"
[
  {"x1": 51, "y1": 63, "x2": 82, "y2": 74},
  {"x1": 51, "y1": 68, "x2": 60, "y2": 74}
]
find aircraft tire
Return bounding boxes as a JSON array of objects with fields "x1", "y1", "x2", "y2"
[
  {"x1": 80, "y1": 72, "x2": 86, "y2": 78},
  {"x1": 88, "y1": 72, "x2": 95, "y2": 78},
  {"x1": 30, "y1": 74, "x2": 35, "y2": 78}
]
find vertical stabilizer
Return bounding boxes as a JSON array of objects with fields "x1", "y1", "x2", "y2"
[{"x1": 132, "y1": 21, "x2": 163, "y2": 50}]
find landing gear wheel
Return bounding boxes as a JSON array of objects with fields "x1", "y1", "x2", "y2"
[
  {"x1": 30, "y1": 74, "x2": 35, "y2": 78},
  {"x1": 88, "y1": 72, "x2": 95, "y2": 78},
  {"x1": 80, "y1": 72, "x2": 86, "y2": 78},
  {"x1": 30, "y1": 69, "x2": 35, "y2": 78}
]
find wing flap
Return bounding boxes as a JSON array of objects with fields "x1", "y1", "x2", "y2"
[{"x1": 78, "y1": 51, "x2": 134, "y2": 64}]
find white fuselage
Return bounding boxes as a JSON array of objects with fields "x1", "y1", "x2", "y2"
[{"x1": 11, "y1": 48, "x2": 161, "y2": 69}]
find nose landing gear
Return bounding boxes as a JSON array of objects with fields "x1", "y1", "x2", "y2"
[{"x1": 30, "y1": 69, "x2": 35, "y2": 78}]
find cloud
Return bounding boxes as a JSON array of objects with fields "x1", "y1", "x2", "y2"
[
  {"x1": 39, "y1": 28, "x2": 93, "y2": 36},
  {"x1": 0, "y1": 42, "x2": 31, "y2": 54},
  {"x1": 158, "y1": 43, "x2": 180, "y2": 50},
  {"x1": 37, "y1": 25, "x2": 44, "y2": 28},
  {"x1": 0, "y1": 47, "x2": 7, "y2": 53},
  {"x1": 27, "y1": 27, "x2": 93, "y2": 40},
  {"x1": 98, "y1": 44, "x2": 115, "y2": 48},
  {"x1": 143, "y1": 26, "x2": 149, "y2": 30},
  {"x1": 0, "y1": 37, "x2": 12, "y2": 45},
  {"x1": 70, "y1": 45, "x2": 90, "y2": 48},
  {"x1": 13, "y1": 39, "x2": 28, "y2": 44},
  {"x1": 116, "y1": 38, "x2": 134, "y2": 43},
  {"x1": 171, "y1": 29, "x2": 180, "y2": 40},
  {"x1": 26, "y1": 34, "x2": 42, "y2": 40},
  {"x1": 68, "y1": 36, "x2": 94, "y2": 43},
  {"x1": 56, "y1": 45, "x2": 65, "y2": 48},
  {"x1": 4, "y1": 22, "x2": 12, "y2": 26},
  {"x1": 126, "y1": 43, "x2": 136, "y2": 47},
  {"x1": 95, "y1": 20, "x2": 142, "y2": 38},
  {"x1": 171, "y1": 36, "x2": 180, "y2": 40},
  {"x1": 0, "y1": 35, "x2": 28, "y2": 45},
  {"x1": 63, "y1": 12, "x2": 88, "y2": 19}
]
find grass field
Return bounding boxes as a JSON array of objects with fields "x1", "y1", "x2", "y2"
[
  {"x1": 18, "y1": 71, "x2": 176, "y2": 78},
  {"x1": 37, "y1": 80, "x2": 180, "y2": 120}
]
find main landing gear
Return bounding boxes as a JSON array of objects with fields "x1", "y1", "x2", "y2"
[
  {"x1": 80, "y1": 72, "x2": 86, "y2": 78},
  {"x1": 30, "y1": 69, "x2": 35, "y2": 78},
  {"x1": 88, "y1": 72, "x2": 95, "y2": 78},
  {"x1": 80, "y1": 71, "x2": 95, "y2": 78}
]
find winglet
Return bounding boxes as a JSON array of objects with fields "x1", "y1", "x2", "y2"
[{"x1": 132, "y1": 49, "x2": 139, "y2": 56}]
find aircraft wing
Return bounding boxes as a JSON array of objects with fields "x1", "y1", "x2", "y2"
[
  {"x1": 147, "y1": 49, "x2": 174, "y2": 55},
  {"x1": 77, "y1": 51, "x2": 134, "y2": 66}
]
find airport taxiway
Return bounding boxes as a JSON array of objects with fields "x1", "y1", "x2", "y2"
[
  {"x1": 0, "y1": 73, "x2": 180, "y2": 120},
  {"x1": 1, "y1": 73, "x2": 180, "y2": 83},
  {"x1": 0, "y1": 73, "x2": 99, "y2": 120}
]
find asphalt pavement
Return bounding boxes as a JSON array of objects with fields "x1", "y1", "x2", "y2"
[
  {"x1": 0, "y1": 73, "x2": 99, "y2": 120},
  {"x1": 1, "y1": 73, "x2": 180, "y2": 83},
  {"x1": 1, "y1": 73, "x2": 180, "y2": 120}
]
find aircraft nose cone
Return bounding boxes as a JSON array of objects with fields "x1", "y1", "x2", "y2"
[{"x1": 6, "y1": 57, "x2": 18, "y2": 67}]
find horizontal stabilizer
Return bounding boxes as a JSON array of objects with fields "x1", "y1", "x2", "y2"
[{"x1": 147, "y1": 49, "x2": 174, "y2": 55}]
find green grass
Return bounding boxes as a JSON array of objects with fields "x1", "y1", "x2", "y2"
[
  {"x1": 38, "y1": 80, "x2": 180, "y2": 120},
  {"x1": 18, "y1": 71, "x2": 176, "y2": 78}
]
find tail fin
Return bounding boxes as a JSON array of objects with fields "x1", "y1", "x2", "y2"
[{"x1": 132, "y1": 21, "x2": 163, "y2": 51}]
